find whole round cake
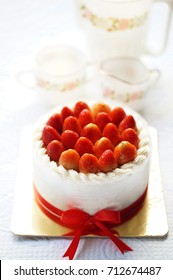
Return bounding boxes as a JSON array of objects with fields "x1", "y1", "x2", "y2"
[{"x1": 33, "y1": 101, "x2": 151, "y2": 216}]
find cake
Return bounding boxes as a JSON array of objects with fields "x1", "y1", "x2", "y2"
[
  {"x1": 33, "y1": 101, "x2": 151, "y2": 217},
  {"x1": 33, "y1": 100, "x2": 150, "y2": 215}
]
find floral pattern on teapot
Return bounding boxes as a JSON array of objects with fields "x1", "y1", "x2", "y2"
[{"x1": 81, "y1": 5, "x2": 148, "y2": 32}]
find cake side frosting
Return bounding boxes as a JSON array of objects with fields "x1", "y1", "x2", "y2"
[{"x1": 33, "y1": 101, "x2": 151, "y2": 215}]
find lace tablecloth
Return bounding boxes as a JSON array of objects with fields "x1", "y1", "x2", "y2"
[{"x1": 0, "y1": 0, "x2": 173, "y2": 260}]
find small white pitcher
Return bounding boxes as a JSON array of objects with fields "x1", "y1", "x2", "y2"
[{"x1": 99, "y1": 57, "x2": 160, "y2": 111}]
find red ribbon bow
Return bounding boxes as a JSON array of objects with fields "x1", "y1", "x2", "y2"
[
  {"x1": 34, "y1": 186, "x2": 147, "y2": 260},
  {"x1": 61, "y1": 209, "x2": 132, "y2": 260}
]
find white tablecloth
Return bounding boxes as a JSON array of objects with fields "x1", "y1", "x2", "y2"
[{"x1": 0, "y1": 0, "x2": 173, "y2": 260}]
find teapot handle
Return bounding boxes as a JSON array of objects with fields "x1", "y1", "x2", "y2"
[{"x1": 145, "y1": 0, "x2": 172, "y2": 55}]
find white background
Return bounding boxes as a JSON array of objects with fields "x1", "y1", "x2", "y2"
[{"x1": 0, "y1": 0, "x2": 173, "y2": 260}]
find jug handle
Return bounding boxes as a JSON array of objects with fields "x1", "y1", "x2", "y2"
[
  {"x1": 145, "y1": 0, "x2": 172, "y2": 55},
  {"x1": 147, "y1": 69, "x2": 161, "y2": 89}
]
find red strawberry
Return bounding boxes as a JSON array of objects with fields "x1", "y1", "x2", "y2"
[
  {"x1": 121, "y1": 128, "x2": 140, "y2": 148},
  {"x1": 81, "y1": 123, "x2": 101, "y2": 144},
  {"x1": 61, "y1": 130, "x2": 79, "y2": 149},
  {"x1": 74, "y1": 137, "x2": 93, "y2": 156},
  {"x1": 59, "y1": 149, "x2": 80, "y2": 171},
  {"x1": 41, "y1": 125, "x2": 61, "y2": 146},
  {"x1": 110, "y1": 107, "x2": 126, "y2": 126},
  {"x1": 47, "y1": 140, "x2": 65, "y2": 162},
  {"x1": 74, "y1": 101, "x2": 89, "y2": 117},
  {"x1": 114, "y1": 141, "x2": 137, "y2": 166},
  {"x1": 102, "y1": 123, "x2": 120, "y2": 146},
  {"x1": 79, "y1": 154, "x2": 99, "y2": 174},
  {"x1": 61, "y1": 106, "x2": 74, "y2": 122},
  {"x1": 95, "y1": 112, "x2": 112, "y2": 131},
  {"x1": 78, "y1": 109, "x2": 94, "y2": 127},
  {"x1": 93, "y1": 137, "x2": 114, "y2": 158},
  {"x1": 98, "y1": 150, "x2": 117, "y2": 173},
  {"x1": 46, "y1": 113, "x2": 62, "y2": 134},
  {"x1": 63, "y1": 116, "x2": 81, "y2": 134},
  {"x1": 92, "y1": 102, "x2": 111, "y2": 118},
  {"x1": 119, "y1": 115, "x2": 137, "y2": 133}
]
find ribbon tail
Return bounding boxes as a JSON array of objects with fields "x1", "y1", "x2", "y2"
[
  {"x1": 63, "y1": 227, "x2": 83, "y2": 260},
  {"x1": 95, "y1": 221, "x2": 133, "y2": 254}
]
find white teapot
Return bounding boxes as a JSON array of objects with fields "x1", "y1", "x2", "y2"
[{"x1": 74, "y1": 0, "x2": 172, "y2": 60}]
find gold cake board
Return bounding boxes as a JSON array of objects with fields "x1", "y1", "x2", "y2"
[{"x1": 11, "y1": 126, "x2": 168, "y2": 237}]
